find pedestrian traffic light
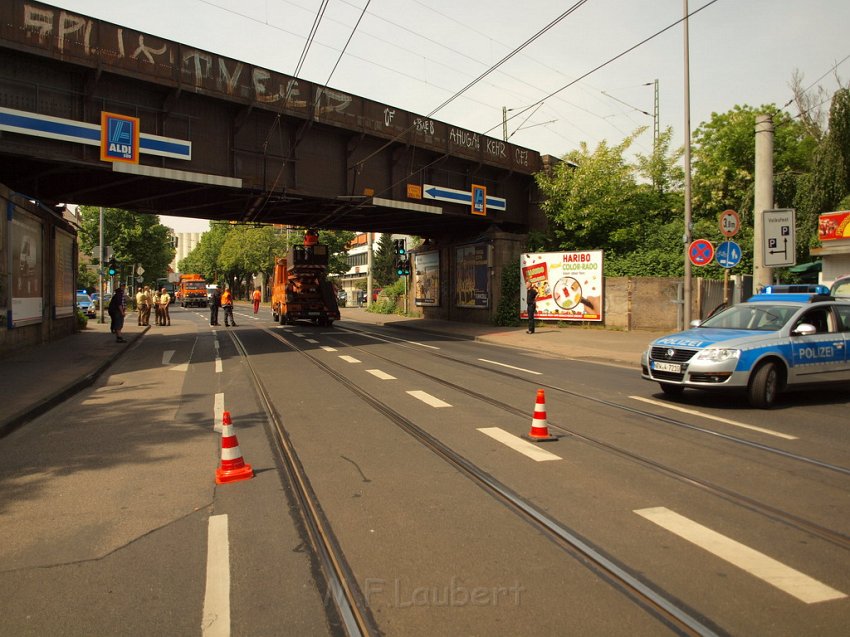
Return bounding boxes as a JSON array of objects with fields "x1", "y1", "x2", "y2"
[{"x1": 107, "y1": 258, "x2": 117, "y2": 276}]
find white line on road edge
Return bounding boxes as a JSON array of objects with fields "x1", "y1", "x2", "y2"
[
  {"x1": 406, "y1": 390, "x2": 451, "y2": 408},
  {"x1": 478, "y1": 358, "x2": 542, "y2": 375},
  {"x1": 366, "y1": 369, "x2": 396, "y2": 380},
  {"x1": 478, "y1": 427, "x2": 561, "y2": 462},
  {"x1": 339, "y1": 355, "x2": 361, "y2": 363},
  {"x1": 404, "y1": 340, "x2": 440, "y2": 350},
  {"x1": 635, "y1": 507, "x2": 846, "y2": 604},
  {"x1": 629, "y1": 396, "x2": 798, "y2": 440},
  {"x1": 202, "y1": 514, "x2": 231, "y2": 637},
  {"x1": 214, "y1": 393, "x2": 224, "y2": 433}
]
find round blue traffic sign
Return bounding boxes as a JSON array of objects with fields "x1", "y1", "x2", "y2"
[
  {"x1": 688, "y1": 239, "x2": 714, "y2": 266},
  {"x1": 715, "y1": 240, "x2": 742, "y2": 268}
]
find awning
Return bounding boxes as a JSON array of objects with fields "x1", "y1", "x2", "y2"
[{"x1": 788, "y1": 261, "x2": 822, "y2": 274}]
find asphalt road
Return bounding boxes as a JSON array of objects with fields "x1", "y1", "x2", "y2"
[{"x1": 2, "y1": 304, "x2": 848, "y2": 636}]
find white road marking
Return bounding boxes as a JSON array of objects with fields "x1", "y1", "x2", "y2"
[
  {"x1": 339, "y1": 355, "x2": 361, "y2": 363},
  {"x1": 214, "y1": 393, "x2": 224, "y2": 432},
  {"x1": 405, "y1": 340, "x2": 440, "y2": 350},
  {"x1": 320, "y1": 345, "x2": 338, "y2": 352},
  {"x1": 366, "y1": 369, "x2": 396, "y2": 380},
  {"x1": 202, "y1": 514, "x2": 231, "y2": 637},
  {"x1": 478, "y1": 358, "x2": 542, "y2": 375},
  {"x1": 215, "y1": 355, "x2": 223, "y2": 374},
  {"x1": 407, "y1": 390, "x2": 451, "y2": 408},
  {"x1": 294, "y1": 332, "x2": 308, "y2": 337},
  {"x1": 635, "y1": 507, "x2": 846, "y2": 604},
  {"x1": 162, "y1": 349, "x2": 175, "y2": 365},
  {"x1": 305, "y1": 338, "x2": 319, "y2": 344},
  {"x1": 629, "y1": 396, "x2": 798, "y2": 440},
  {"x1": 478, "y1": 427, "x2": 561, "y2": 462}
]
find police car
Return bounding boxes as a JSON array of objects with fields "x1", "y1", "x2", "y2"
[{"x1": 641, "y1": 287, "x2": 850, "y2": 408}]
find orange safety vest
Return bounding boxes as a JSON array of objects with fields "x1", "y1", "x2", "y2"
[
  {"x1": 221, "y1": 290, "x2": 232, "y2": 306},
  {"x1": 252, "y1": 289, "x2": 261, "y2": 301}
]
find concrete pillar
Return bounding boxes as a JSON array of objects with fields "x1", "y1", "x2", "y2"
[{"x1": 754, "y1": 115, "x2": 774, "y2": 291}]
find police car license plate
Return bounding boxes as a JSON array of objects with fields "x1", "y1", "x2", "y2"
[{"x1": 652, "y1": 361, "x2": 681, "y2": 373}]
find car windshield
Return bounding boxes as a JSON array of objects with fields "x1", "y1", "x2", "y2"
[
  {"x1": 77, "y1": 294, "x2": 91, "y2": 303},
  {"x1": 697, "y1": 303, "x2": 798, "y2": 331}
]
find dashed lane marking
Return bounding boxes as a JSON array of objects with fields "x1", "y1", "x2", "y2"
[
  {"x1": 162, "y1": 349, "x2": 175, "y2": 365},
  {"x1": 478, "y1": 358, "x2": 542, "y2": 375},
  {"x1": 202, "y1": 514, "x2": 231, "y2": 636},
  {"x1": 339, "y1": 355, "x2": 361, "y2": 363},
  {"x1": 635, "y1": 507, "x2": 846, "y2": 604},
  {"x1": 214, "y1": 393, "x2": 224, "y2": 432},
  {"x1": 366, "y1": 369, "x2": 396, "y2": 380},
  {"x1": 320, "y1": 345, "x2": 338, "y2": 352},
  {"x1": 406, "y1": 390, "x2": 451, "y2": 408},
  {"x1": 478, "y1": 427, "x2": 561, "y2": 462},
  {"x1": 629, "y1": 396, "x2": 798, "y2": 440}
]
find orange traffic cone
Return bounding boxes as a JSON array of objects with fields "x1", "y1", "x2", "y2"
[
  {"x1": 215, "y1": 411, "x2": 254, "y2": 484},
  {"x1": 522, "y1": 389, "x2": 558, "y2": 442}
]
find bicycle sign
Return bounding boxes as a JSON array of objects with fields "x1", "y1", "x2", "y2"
[
  {"x1": 715, "y1": 240, "x2": 742, "y2": 268},
  {"x1": 688, "y1": 239, "x2": 714, "y2": 266}
]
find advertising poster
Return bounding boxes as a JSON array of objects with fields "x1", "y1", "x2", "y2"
[
  {"x1": 818, "y1": 210, "x2": 850, "y2": 241},
  {"x1": 11, "y1": 210, "x2": 44, "y2": 326},
  {"x1": 520, "y1": 251, "x2": 603, "y2": 322},
  {"x1": 456, "y1": 243, "x2": 489, "y2": 309},
  {"x1": 414, "y1": 250, "x2": 440, "y2": 306},
  {"x1": 55, "y1": 229, "x2": 75, "y2": 318}
]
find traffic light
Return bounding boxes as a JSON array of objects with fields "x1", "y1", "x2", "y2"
[
  {"x1": 396, "y1": 258, "x2": 410, "y2": 277},
  {"x1": 107, "y1": 258, "x2": 117, "y2": 276},
  {"x1": 393, "y1": 238, "x2": 406, "y2": 256}
]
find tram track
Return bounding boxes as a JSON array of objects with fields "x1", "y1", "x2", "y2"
[
  {"x1": 331, "y1": 323, "x2": 850, "y2": 552},
  {"x1": 234, "y1": 326, "x2": 727, "y2": 637}
]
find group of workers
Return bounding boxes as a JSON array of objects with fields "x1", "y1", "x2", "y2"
[
  {"x1": 135, "y1": 286, "x2": 172, "y2": 326},
  {"x1": 209, "y1": 286, "x2": 261, "y2": 326}
]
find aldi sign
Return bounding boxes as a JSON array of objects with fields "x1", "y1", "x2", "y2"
[{"x1": 100, "y1": 112, "x2": 140, "y2": 164}]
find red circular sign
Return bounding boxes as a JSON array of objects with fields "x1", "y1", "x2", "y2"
[
  {"x1": 719, "y1": 209, "x2": 740, "y2": 237},
  {"x1": 689, "y1": 239, "x2": 715, "y2": 266}
]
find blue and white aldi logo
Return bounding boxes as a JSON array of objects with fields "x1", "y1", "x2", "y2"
[{"x1": 100, "y1": 112, "x2": 140, "y2": 164}]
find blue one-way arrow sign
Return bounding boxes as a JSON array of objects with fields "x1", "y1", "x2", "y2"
[{"x1": 423, "y1": 184, "x2": 506, "y2": 211}]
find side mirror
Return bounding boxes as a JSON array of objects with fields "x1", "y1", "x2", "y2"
[{"x1": 791, "y1": 323, "x2": 817, "y2": 336}]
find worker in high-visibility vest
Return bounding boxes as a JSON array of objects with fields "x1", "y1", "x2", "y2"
[{"x1": 221, "y1": 286, "x2": 237, "y2": 327}]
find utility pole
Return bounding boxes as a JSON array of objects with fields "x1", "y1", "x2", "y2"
[
  {"x1": 754, "y1": 115, "x2": 775, "y2": 291},
  {"x1": 653, "y1": 79, "x2": 660, "y2": 149},
  {"x1": 98, "y1": 206, "x2": 105, "y2": 323},
  {"x1": 366, "y1": 232, "x2": 373, "y2": 308},
  {"x1": 682, "y1": 0, "x2": 693, "y2": 326},
  {"x1": 502, "y1": 106, "x2": 508, "y2": 142}
]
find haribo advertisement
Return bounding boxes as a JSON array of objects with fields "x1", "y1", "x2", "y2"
[{"x1": 520, "y1": 251, "x2": 603, "y2": 322}]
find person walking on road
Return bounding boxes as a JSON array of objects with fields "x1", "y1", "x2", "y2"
[
  {"x1": 525, "y1": 279, "x2": 538, "y2": 334},
  {"x1": 108, "y1": 283, "x2": 127, "y2": 343},
  {"x1": 252, "y1": 287, "x2": 261, "y2": 314},
  {"x1": 160, "y1": 287, "x2": 171, "y2": 325},
  {"x1": 209, "y1": 286, "x2": 221, "y2": 326},
  {"x1": 222, "y1": 286, "x2": 237, "y2": 327}
]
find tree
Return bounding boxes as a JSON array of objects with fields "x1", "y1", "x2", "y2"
[
  {"x1": 372, "y1": 233, "x2": 398, "y2": 287},
  {"x1": 78, "y1": 206, "x2": 175, "y2": 286}
]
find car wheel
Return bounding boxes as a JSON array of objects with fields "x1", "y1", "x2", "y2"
[
  {"x1": 749, "y1": 361, "x2": 780, "y2": 409},
  {"x1": 659, "y1": 382, "x2": 684, "y2": 397}
]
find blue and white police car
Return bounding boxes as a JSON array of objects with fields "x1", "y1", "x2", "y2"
[{"x1": 641, "y1": 287, "x2": 850, "y2": 408}]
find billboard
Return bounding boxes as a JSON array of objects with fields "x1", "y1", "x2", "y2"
[{"x1": 520, "y1": 251, "x2": 603, "y2": 322}]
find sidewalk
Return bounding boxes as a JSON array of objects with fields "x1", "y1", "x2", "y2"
[{"x1": 0, "y1": 306, "x2": 666, "y2": 437}]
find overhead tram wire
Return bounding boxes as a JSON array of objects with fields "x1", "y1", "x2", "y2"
[
  {"x1": 311, "y1": 0, "x2": 591, "y2": 228},
  {"x1": 487, "y1": 0, "x2": 722, "y2": 137}
]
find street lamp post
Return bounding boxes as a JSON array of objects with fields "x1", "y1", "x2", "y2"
[{"x1": 682, "y1": 0, "x2": 693, "y2": 327}]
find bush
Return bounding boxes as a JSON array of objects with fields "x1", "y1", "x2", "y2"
[
  {"x1": 367, "y1": 278, "x2": 408, "y2": 315},
  {"x1": 494, "y1": 260, "x2": 521, "y2": 326},
  {"x1": 75, "y1": 309, "x2": 88, "y2": 330}
]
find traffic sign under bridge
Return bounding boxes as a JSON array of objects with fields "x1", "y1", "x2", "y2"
[
  {"x1": 762, "y1": 209, "x2": 796, "y2": 268},
  {"x1": 715, "y1": 240, "x2": 742, "y2": 269}
]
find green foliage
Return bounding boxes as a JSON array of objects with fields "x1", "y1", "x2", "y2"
[
  {"x1": 78, "y1": 207, "x2": 175, "y2": 286},
  {"x1": 494, "y1": 259, "x2": 521, "y2": 326},
  {"x1": 372, "y1": 233, "x2": 399, "y2": 287},
  {"x1": 75, "y1": 309, "x2": 87, "y2": 330},
  {"x1": 367, "y1": 277, "x2": 407, "y2": 314}
]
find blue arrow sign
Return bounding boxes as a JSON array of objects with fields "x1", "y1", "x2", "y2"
[
  {"x1": 715, "y1": 240, "x2": 742, "y2": 268},
  {"x1": 423, "y1": 184, "x2": 506, "y2": 211}
]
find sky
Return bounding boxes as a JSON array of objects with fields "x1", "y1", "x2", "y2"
[{"x1": 49, "y1": 0, "x2": 850, "y2": 233}]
